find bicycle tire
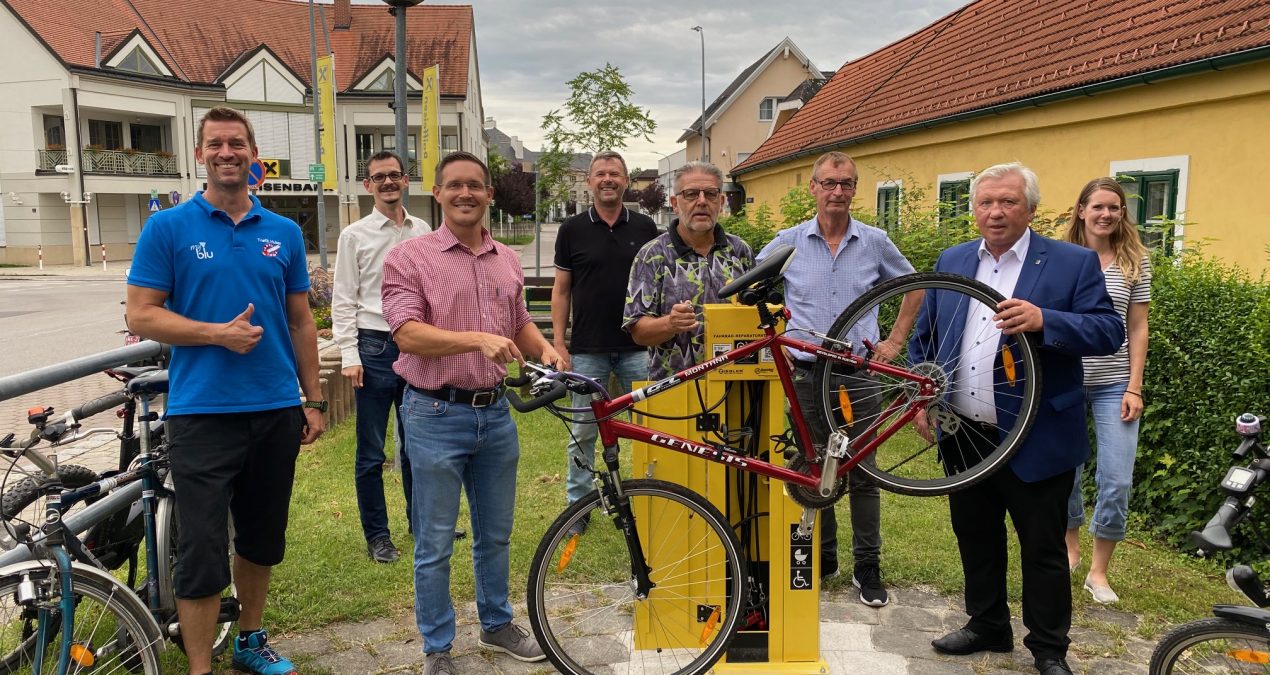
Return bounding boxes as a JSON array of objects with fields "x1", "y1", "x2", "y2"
[
  {"x1": 154, "y1": 478, "x2": 236, "y2": 657},
  {"x1": 813, "y1": 272, "x2": 1041, "y2": 496},
  {"x1": 1, "y1": 464, "x2": 101, "y2": 521},
  {"x1": 1148, "y1": 616, "x2": 1270, "y2": 674},
  {"x1": 527, "y1": 479, "x2": 747, "y2": 675},
  {"x1": 0, "y1": 564, "x2": 163, "y2": 673}
]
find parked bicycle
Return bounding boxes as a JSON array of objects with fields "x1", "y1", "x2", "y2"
[
  {"x1": 0, "y1": 365, "x2": 238, "y2": 672},
  {"x1": 1149, "y1": 412, "x2": 1270, "y2": 674},
  {"x1": 504, "y1": 244, "x2": 1043, "y2": 675}
]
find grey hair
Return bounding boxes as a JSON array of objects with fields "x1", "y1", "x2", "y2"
[
  {"x1": 970, "y1": 162, "x2": 1041, "y2": 211},
  {"x1": 674, "y1": 161, "x2": 725, "y2": 192},
  {"x1": 589, "y1": 150, "x2": 628, "y2": 174}
]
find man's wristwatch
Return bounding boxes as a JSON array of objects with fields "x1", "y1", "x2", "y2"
[{"x1": 303, "y1": 400, "x2": 329, "y2": 413}]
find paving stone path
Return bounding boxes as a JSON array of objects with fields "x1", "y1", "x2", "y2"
[{"x1": 270, "y1": 585, "x2": 1156, "y2": 674}]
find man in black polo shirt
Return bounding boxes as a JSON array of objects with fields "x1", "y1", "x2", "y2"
[{"x1": 552, "y1": 150, "x2": 658, "y2": 534}]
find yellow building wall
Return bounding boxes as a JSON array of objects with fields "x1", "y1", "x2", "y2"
[{"x1": 736, "y1": 59, "x2": 1270, "y2": 273}]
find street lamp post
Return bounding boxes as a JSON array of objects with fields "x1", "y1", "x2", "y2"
[
  {"x1": 384, "y1": 0, "x2": 423, "y2": 200},
  {"x1": 690, "y1": 26, "x2": 706, "y2": 163}
]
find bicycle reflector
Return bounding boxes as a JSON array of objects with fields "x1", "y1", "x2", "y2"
[
  {"x1": 699, "y1": 607, "x2": 720, "y2": 646},
  {"x1": 837, "y1": 386, "x2": 854, "y2": 425},
  {"x1": 1227, "y1": 649, "x2": 1270, "y2": 664},
  {"x1": 557, "y1": 535, "x2": 579, "y2": 572},
  {"x1": 69, "y1": 642, "x2": 96, "y2": 667},
  {"x1": 1001, "y1": 345, "x2": 1017, "y2": 386}
]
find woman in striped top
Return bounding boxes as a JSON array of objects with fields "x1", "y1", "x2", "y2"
[{"x1": 1062, "y1": 178, "x2": 1152, "y2": 604}]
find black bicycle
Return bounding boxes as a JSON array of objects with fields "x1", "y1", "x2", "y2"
[
  {"x1": 1149, "y1": 412, "x2": 1270, "y2": 674},
  {"x1": 0, "y1": 366, "x2": 239, "y2": 671}
]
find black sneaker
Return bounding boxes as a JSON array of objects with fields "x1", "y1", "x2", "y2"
[
  {"x1": 564, "y1": 512, "x2": 590, "y2": 538},
  {"x1": 853, "y1": 563, "x2": 889, "y2": 607},
  {"x1": 368, "y1": 536, "x2": 400, "y2": 563}
]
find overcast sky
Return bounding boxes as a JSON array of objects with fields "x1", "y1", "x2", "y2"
[{"x1": 353, "y1": 0, "x2": 967, "y2": 171}]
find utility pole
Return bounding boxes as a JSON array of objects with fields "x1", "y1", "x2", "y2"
[
  {"x1": 308, "y1": 0, "x2": 329, "y2": 267},
  {"x1": 691, "y1": 26, "x2": 706, "y2": 163}
]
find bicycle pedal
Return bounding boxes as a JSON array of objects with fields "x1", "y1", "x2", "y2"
[{"x1": 219, "y1": 596, "x2": 242, "y2": 623}]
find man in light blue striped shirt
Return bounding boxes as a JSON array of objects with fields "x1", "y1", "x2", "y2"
[{"x1": 757, "y1": 151, "x2": 919, "y2": 607}]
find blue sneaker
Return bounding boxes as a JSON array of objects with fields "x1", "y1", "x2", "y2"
[{"x1": 232, "y1": 629, "x2": 296, "y2": 675}]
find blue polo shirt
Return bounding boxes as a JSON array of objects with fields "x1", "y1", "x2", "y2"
[{"x1": 129, "y1": 192, "x2": 310, "y2": 415}]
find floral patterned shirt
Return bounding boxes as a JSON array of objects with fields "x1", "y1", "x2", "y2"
[{"x1": 622, "y1": 221, "x2": 754, "y2": 380}]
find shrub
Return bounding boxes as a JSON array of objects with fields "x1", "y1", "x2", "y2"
[{"x1": 1131, "y1": 249, "x2": 1270, "y2": 563}]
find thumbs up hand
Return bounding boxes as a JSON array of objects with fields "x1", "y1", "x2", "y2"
[{"x1": 220, "y1": 303, "x2": 264, "y2": 354}]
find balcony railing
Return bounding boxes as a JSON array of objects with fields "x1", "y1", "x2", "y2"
[{"x1": 39, "y1": 148, "x2": 177, "y2": 176}]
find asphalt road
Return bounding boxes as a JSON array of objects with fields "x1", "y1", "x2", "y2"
[{"x1": 0, "y1": 277, "x2": 131, "y2": 434}]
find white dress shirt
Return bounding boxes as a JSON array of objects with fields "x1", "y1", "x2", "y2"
[
  {"x1": 332, "y1": 207, "x2": 431, "y2": 368},
  {"x1": 951, "y1": 229, "x2": 1031, "y2": 424}
]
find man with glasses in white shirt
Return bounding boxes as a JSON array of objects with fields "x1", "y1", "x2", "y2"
[{"x1": 332, "y1": 150, "x2": 444, "y2": 564}]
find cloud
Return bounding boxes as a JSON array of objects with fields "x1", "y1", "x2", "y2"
[{"x1": 354, "y1": 0, "x2": 966, "y2": 170}]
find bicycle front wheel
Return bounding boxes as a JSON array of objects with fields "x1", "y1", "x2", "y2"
[
  {"x1": 814, "y1": 272, "x2": 1041, "y2": 496},
  {"x1": 527, "y1": 479, "x2": 746, "y2": 675},
  {"x1": 1149, "y1": 616, "x2": 1270, "y2": 674},
  {"x1": 0, "y1": 565, "x2": 163, "y2": 673}
]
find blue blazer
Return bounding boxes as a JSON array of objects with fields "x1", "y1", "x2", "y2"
[{"x1": 910, "y1": 231, "x2": 1124, "y2": 482}]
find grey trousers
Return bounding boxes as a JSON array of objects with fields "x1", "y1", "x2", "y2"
[{"x1": 792, "y1": 367, "x2": 882, "y2": 570}]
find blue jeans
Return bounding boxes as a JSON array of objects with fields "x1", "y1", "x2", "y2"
[
  {"x1": 401, "y1": 387, "x2": 519, "y2": 655},
  {"x1": 1067, "y1": 381, "x2": 1139, "y2": 541},
  {"x1": 353, "y1": 330, "x2": 413, "y2": 543},
  {"x1": 565, "y1": 351, "x2": 648, "y2": 504}
]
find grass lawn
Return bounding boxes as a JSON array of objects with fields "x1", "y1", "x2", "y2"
[{"x1": 166, "y1": 404, "x2": 1245, "y2": 670}]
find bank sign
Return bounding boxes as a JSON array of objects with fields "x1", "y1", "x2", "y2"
[{"x1": 201, "y1": 182, "x2": 322, "y2": 194}]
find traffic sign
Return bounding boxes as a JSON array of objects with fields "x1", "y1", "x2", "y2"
[
  {"x1": 169, "y1": 190, "x2": 181, "y2": 205},
  {"x1": 150, "y1": 188, "x2": 159, "y2": 200},
  {"x1": 247, "y1": 159, "x2": 267, "y2": 189},
  {"x1": 308, "y1": 163, "x2": 326, "y2": 183},
  {"x1": 148, "y1": 198, "x2": 161, "y2": 212}
]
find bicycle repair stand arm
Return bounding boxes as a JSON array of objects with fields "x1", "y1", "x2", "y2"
[{"x1": 631, "y1": 303, "x2": 827, "y2": 673}]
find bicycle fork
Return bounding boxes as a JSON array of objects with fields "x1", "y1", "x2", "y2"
[{"x1": 595, "y1": 444, "x2": 655, "y2": 598}]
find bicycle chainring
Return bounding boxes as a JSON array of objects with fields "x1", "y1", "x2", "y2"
[{"x1": 785, "y1": 452, "x2": 849, "y2": 510}]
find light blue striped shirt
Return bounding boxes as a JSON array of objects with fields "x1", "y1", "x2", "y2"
[{"x1": 757, "y1": 216, "x2": 914, "y2": 360}]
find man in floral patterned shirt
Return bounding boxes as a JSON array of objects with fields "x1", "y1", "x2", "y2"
[{"x1": 623, "y1": 161, "x2": 754, "y2": 380}]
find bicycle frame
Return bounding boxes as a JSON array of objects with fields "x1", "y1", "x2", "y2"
[{"x1": 591, "y1": 304, "x2": 938, "y2": 491}]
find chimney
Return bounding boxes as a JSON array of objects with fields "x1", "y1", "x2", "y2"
[{"x1": 334, "y1": 0, "x2": 351, "y2": 30}]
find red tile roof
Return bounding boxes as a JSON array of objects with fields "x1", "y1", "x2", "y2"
[
  {"x1": 734, "y1": 0, "x2": 1270, "y2": 174},
  {"x1": 0, "y1": 0, "x2": 474, "y2": 97}
]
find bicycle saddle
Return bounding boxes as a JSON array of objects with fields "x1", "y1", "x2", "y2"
[
  {"x1": 108, "y1": 365, "x2": 161, "y2": 380},
  {"x1": 126, "y1": 370, "x2": 169, "y2": 396},
  {"x1": 719, "y1": 244, "x2": 796, "y2": 299}
]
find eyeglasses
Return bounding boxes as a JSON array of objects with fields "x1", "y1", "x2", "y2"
[
  {"x1": 677, "y1": 188, "x2": 721, "y2": 202},
  {"x1": 815, "y1": 178, "x2": 858, "y2": 191},
  {"x1": 369, "y1": 172, "x2": 406, "y2": 184},
  {"x1": 442, "y1": 181, "x2": 489, "y2": 193}
]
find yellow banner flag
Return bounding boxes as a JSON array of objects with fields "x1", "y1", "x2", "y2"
[
  {"x1": 419, "y1": 64, "x2": 441, "y2": 193},
  {"x1": 316, "y1": 54, "x2": 338, "y2": 191}
]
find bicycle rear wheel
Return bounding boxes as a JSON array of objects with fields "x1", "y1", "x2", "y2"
[
  {"x1": 154, "y1": 478, "x2": 237, "y2": 657},
  {"x1": 813, "y1": 272, "x2": 1041, "y2": 496},
  {"x1": 0, "y1": 565, "x2": 163, "y2": 673},
  {"x1": 527, "y1": 479, "x2": 746, "y2": 675},
  {"x1": 1149, "y1": 616, "x2": 1270, "y2": 674}
]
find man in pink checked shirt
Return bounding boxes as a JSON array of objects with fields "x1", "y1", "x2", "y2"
[{"x1": 381, "y1": 151, "x2": 562, "y2": 675}]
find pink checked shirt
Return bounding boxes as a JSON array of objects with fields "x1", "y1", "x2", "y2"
[{"x1": 381, "y1": 224, "x2": 530, "y2": 390}]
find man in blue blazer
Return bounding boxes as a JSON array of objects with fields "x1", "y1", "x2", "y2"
[{"x1": 911, "y1": 163, "x2": 1123, "y2": 675}]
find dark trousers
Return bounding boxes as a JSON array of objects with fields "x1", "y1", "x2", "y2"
[
  {"x1": 354, "y1": 329, "x2": 414, "y2": 542},
  {"x1": 944, "y1": 418, "x2": 1073, "y2": 660},
  {"x1": 791, "y1": 365, "x2": 881, "y2": 570}
]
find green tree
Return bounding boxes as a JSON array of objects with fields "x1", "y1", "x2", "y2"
[
  {"x1": 487, "y1": 149, "x2": 510, "y2": 183},
  {"x1": 541, "y1": 63, "x2": 656, "y2": 153}
]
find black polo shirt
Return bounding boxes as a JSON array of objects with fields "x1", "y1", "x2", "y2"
[{"x1": 554, "y1": 206, "x2": 658, "y2": 352}]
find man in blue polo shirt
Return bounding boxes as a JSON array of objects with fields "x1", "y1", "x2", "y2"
[
  {"x1": 127, "y1": 106, "x2": 323, "y2": 675},
  {"x1": 757, "y1": 151, "x2": 920, "y2": 608}
]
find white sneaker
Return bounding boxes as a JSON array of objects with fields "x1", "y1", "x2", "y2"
[{"x1": 1083, "y1": 576, "x2": 1119, "y2": 604}]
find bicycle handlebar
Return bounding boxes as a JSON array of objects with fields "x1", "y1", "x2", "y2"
[
  {"x1": 70, "y1": 390, "x2": 130, "y2": 423},
  {"x1": 1189, "y1": 495, "x2": 1245, "y2": 552},
  {"x1": 506, "y1": 380, "x2": 569, "y2": 413}
]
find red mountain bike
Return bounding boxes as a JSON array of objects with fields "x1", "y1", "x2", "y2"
[{"x1": 506, "y1": 244, "x2": 1042, "y2": 675}]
